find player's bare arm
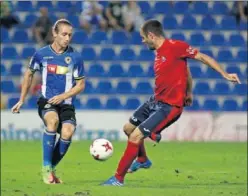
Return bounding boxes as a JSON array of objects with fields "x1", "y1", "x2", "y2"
[
  {"x1": 194, "y1": 52, "x2": 241, "y2": 84},
  {"x1": 184, "y1": 66, "x2": 193, "y2": 107},
  {"x1": 11, "y1": 68, "x2": 34, "y2": 113},
  {"x1": 48, "y1": 78, "x2": 85, "y2": 105}
]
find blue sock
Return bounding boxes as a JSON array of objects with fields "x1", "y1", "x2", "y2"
[
  {"x1": 52, "y1": 138, "x2": 71, "y2": 168},
  {"x1": 43, "y1": 130, "x2": 56, "y2": 167}
]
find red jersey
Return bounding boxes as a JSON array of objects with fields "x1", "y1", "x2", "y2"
[{"x1": 154, "y1": 39, "x2": 198, "y2": 107}]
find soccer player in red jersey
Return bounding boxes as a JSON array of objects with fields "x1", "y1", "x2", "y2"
[{"x1": 102, "y1": 19, "x2": 241, "y2": 186}]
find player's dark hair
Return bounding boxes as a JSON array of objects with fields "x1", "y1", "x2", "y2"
[
  {"x1": 141, "y1": 19, "x2": 165, "y2": 37},
  {"x1": 53, "y1": 19, "x2": 72, "y2": 33}
]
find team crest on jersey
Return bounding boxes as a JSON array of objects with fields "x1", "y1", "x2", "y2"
[
  {"x1": 161, "y1": 56, "x2": 166, "y2": 62},
  {"x1": 65, "y1": 56, "x2": 71, "y2": 64}
]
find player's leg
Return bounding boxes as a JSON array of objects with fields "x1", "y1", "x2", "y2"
[
  {"x1": 129, "y1": 103, "x2": 183, "y2": 174},
  {"x1": 41, "y1": 111, "x2": 59, "y2": 184},
  {"x1": 102, "y1": 127, "x2": 144, "y2": 186},
  {"x1": 51, "y1": 105, "x2": 76, "y2": 183}
]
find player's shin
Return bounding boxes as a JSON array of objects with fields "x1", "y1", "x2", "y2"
[
  {"x1": 137, "y1": 140, "x2": 148, "y2": 163},
  {"x1": 115, "y1": 140, "x2": 140, "y2": 182},
  {"x1": 43, "y1": 130, "x2": 56, "y2": 167},
  {"x1": 52, "y1": 138, "x2": 71, "y2": 168}
]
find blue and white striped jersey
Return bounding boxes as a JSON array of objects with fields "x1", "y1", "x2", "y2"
[{"x1": 29, "y1": 45, "x2": 85, "y2": 105}]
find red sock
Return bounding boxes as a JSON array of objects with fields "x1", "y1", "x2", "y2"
[
  {"x1": 137, "y1": 140, "x2": 148, "y2": 163},
  {"x1": 115, "y1": 141, "x2": 139, "y2": 182}
]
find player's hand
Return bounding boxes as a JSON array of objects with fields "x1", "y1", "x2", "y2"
[
  {"x1": 223, "y1": 73, "x2": 241, "y2": 84},
  {"x1": 184, "y1": 93, "x2": 193, "y2": 107},
  {"x1": 11, "y1": 101, "x2": 24, "y2": 114},
  {"x1": 48, "y1": 94, "x2": 66, "y2": 105}
]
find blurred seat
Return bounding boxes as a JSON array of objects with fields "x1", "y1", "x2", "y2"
[
  {"x1": 226, "y1": 65, "x2": 242, "y2": 78},
  {"x1": 181, "y1": 15, "x2": 198, "y2": 29},
  {"x1": 108, "y1": 64, "x2": 126, "y2": 77},
  {"x1": 55, "y1": 1, "x2": 72, "y2": 12},
  {"x1": 200, "y1": 49, "x2": 214, "y2": 58},
  {"x1": 201, "y1": 15, "x2": 217, "y2": 30},
  {"x1": 190, "y1": 33, "x2": 207, "y2": 46},
  {"x1": 138, "y1": 1, "x2": 152, "y2": 14},
  {"x1": 117, "y1": 48, "x2": 136, "y2": 61},
  {"x1": 16, "y1": 1, "x2": 35, "y2": 12},
  {"x1": 7, "y1": 97, "x2": 20, "y2": 109},
  {"x1": 228, "y1": 34, "x2": 245, "y2": 46},
  {"x1": 232, "y1": 84, "x2": 247, "y2": 96},
  {"x1": 2, "y1": 47, "x2": 19, "y2": 59},
  {"x1": 135, "y1": 82, "x2": 153, "y2": 94},
  {"x1": 1, "y1": 64, "x2": 7, "y2": 76},
  {"x1": 95, "y1": 81, "x2": 113, "y2": 94},
  {"x1": 222, "y1": 99, "x2": 239, "y2": 111},
  {"x1": 241, "y1": 100, "x2": 247, "y2": 111},
  {"x1": 85, "y1": 98, "x2": 102, "y2": 109},
  {"x1": 220, "y1": 16, "x2": 237, "y2": 30},
  {"x1": 236, "y1": 50, "x2": 247, "y2": 62},
  {"x1": 187, "y1": 99, "x2": 201, "y2": 111},
  {"x1": 12, "y1": 30, "x2": 30, "y2": 43},
  {"x1": 67, "y1": 15, "x2": 80, "y2": 28},
  {"x1": 72, "y1": 30, "x2": 88, "y2": 44},
  {"x1": 1, "y1": 80, "x2": 16, "y2": 93},
  {"x1": 105, "y1": 98, "x2": 122, "y2": 109},
  {"x1": 205, "y1": 67, "x2": 222, "y2": 78},
  {"x1": 217, "y1": 50, "x2": 234, "y2": 62},
  {"x1": 202, "y1": 99, "x2": 220, "y2": 111},
  {"x1": 146, "y1": 64, "x2": 154, "y2": 77},
  {"x1": 21, "y1": 46, "x2": 36, "y2": 59},
  {"x1": 191, "y1": 2, "x2": 209, "y2": 14},
  {"x1": 23, "y1": 14, "x2": 38, "y2": 28},
  {"x1": 87, "y1": 63, "x2": 105, "y2": 77},
  {"x1": 9, "y1": 63, "x2": 23, "y2": 76},
  {"x1": 171, "y1": 33, "x2": 186, "y2": 41},
  {"x1": 81, "y1": 47, "x2": 96, "y2": 61},
  {"x1": 36, "y1": 1, "x2": 54, "y2": 11},
  {"x1": 130, "y1": 31, "x2": 142, "y2": 45},
  {"x1": 239, "y1": 20, "x2": 248, "y2": 30},
  {"x1": 137, "y1": 49, "x2": 155, "y2": 61},
  {"x1": 73, "y1": 98, "x2": 82, "y2": 109},
  {"x1": 84, "y1": 81, "x2": 94, "y2": 94},
  {"x1": 210, "y1": 33, "x2": 226, "y2": 46},
  {"x1": 193, "y1": 82, "x2": 211, "y2": 95},
  {"x1": 98, "y1": 48, "x2": 116, "y2": 61},
  {"x1": 173, "y1": 1, "x2": 189, "y2": 14},
  {"x1": 127, "y1": 64, "x2": 144, "y2": 77},
  {"x1": 27, "y1": 96, "x2": 38, "y2": 109},
  {"x1": 123, "y1": 98, "x2": 141, "y2": 110},
  {"x1": 153, "y1": 2, "x2": 172, "y2": 14},
  {"x1": 88, "y1": 31, "x2": 108, "y2": 44},
  {"x1": 162, "y1": 16, "x2": 178, "y2": 29},
  {"x1": 213, "y1": 82, "x2": 230, "y2": 95},
  {"x1": 211, "y1": 2, "x2": 229, "y2": 15},
  {"x1": 115, "y1": 81, "x2": 133, "y2": 94},
  {"x1": 1, "y1": 28, "x2": 10, "y2": 43},
  {"x1": 111, "y1": 31, "x2": 129, "y2": 45},
  {"x1": 190, "y1": 66, "x2": 204, "y2": 78}
]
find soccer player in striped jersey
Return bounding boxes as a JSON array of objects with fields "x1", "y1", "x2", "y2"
[
  {"x1": 102, "y1": 19, "x2": 241, "y2": 186},
  {"x1": 11, "y1": 19, "x2": 85, "y2": 184}
]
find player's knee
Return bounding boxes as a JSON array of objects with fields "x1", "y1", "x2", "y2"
[
  {"x1": 61, "y1": 124, "x2": 75, "y2": 140},
  {"x1": 123, "y1": 123, "x2": 135, "y2": 136},
  {"x1": 129, "y1": 128, "x2": 144, "y2": 144},
  {"x1": 46, "y1": 118, "x2": 59, "y2": 131}
]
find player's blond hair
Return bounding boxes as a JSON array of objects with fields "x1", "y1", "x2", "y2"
[{"x1": 53, "y1": 19, "x2": 72, "y2": 33}]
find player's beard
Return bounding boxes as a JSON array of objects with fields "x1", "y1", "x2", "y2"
[{"x1": 146, "y1": 42, "x2": 156, "y2": 50}]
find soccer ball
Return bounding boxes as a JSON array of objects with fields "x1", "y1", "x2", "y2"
[{"x1": 90, "y1": 138, "x2": 113, "y2": 161}]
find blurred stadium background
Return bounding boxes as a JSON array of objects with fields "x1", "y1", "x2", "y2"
[{"x1": 1, "y1": 1, "x2": 247, "y2": 112}]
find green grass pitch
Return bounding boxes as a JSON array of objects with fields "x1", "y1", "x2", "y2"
[{"x1": 1, "y1": 141, "x2": 247, "y2": 196}]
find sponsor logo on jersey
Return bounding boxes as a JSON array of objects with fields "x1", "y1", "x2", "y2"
[
  {"x1": 47, "y1": 64, "x2": 69, "y2": 74},
  {"x1": 43, "y1": 56, "x2": 54, "y2": 60}
]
